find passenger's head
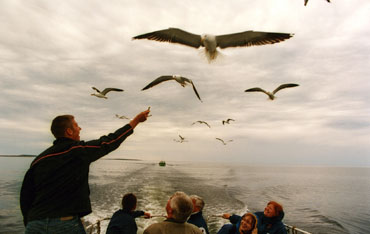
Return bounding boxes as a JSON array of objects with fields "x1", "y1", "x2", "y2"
[
  {"x1": 166, "y1": 191, "x2": 193, "y2": 222},
  {"x1": 264, "y1": 201, "x2": 284, "y2": 218},
  {"x1": 51, "y1": 115, "x2": 81, "y2": 140},
  {"x1": 190, "y1": 195, "x2": 205, "y2": 213},
  {"x1": 121, "y1": 193, "x2": 137, "y2": 212},
  {"x1": 239, "y1": 213, "x2": 257, "y2": 234}
]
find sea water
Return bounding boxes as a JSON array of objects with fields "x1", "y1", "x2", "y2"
[{"x1": 0, "y1": 157, "x2": 369, "y2": 234}]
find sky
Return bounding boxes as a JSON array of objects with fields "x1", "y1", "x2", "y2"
[{"x1": 1, "y1": 0, "x2": 369, "y2": 166}]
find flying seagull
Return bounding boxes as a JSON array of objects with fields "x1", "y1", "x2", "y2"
[
  {"x1": 222, "y1": 119, "x2": 235, "y2": 125},
  {"x1": 115, "y1": 114, "x2": 130, "y2": 120},
  {"x1": 133, "y1": 28, "x2": 294, "y2": 62},
  {"x1": 192, "y1": 121, "x2": 211, "y2": 128},
  {"x1": 174, "y1": 135, "x2": 187, "y2": 143},
  {"x1": 216, "y1": 138, "x2": 233, "y2": 145},
  {"x1": 91, "y1": 87, "x2": 123, "y2": 99},
  {"x1": 142, "y1": 75, "x2": 202, "y2": 102},
  {"x1": 304, "y1": 0, "x2": 330, "y2": 6},
  {"x1": 244, "y1": 83, "x2": 299, "y2": 100}
]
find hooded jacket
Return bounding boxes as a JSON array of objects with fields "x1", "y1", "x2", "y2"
[
  {"x1": 254, "y1": 211, "x2": 287, "y2": 234},
  {"x1": 20, "y1": 124, "x2": 133, "y2": 226},
  {"x1": 217, "y1": 214, "x2": 258, "y2": 234}
]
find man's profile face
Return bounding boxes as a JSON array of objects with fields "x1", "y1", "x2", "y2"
[{"x1": 69, "y1": 119, "x2": 81, "y2": 141}]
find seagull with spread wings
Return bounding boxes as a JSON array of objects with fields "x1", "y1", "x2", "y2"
[
  {"x1": 192, "y1": 121, "x2": 211, "y2": 128},
  {"x1": 115, "y1": 114, "x2": 130, "y2": 120},
  {"x1": 142, "y1": 75, "x2": 202, "y2": 102},
  {"x1": 133, "y1": 28, "x2": 294, "y2": 62},
  {"x1": 244, "y1": 83, "x2": 299, "y2": 100},
  {"x1": 304, "y1": 0, "x2": 330, "y2": 6},
  {"x1": 91, "y1": 87, "x2": 123, "y2": 99},
  {"x1": 216, "y1": 138, "x2": 233, "y2": 145},
  {"x1": 174, "y1": 135, "x2": 187, "y2": 143},
  {"x1": 222, "y1": 119, "x2": 235, "y2": 125}
]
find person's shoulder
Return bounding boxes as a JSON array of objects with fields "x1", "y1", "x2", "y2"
[
  {"x1": 110, "y1": 209, "x2": 132, "y2": 219},
  {"x1": 254, "y1": 211, "x2": 263, "y2": 217},
  {"x1": 185, "y1": 222, "x2": 203, "y2": 233},
  {"x1": 143, "y1": 222, "x2": 163, "y2": 233},
  {"x1": 145, "y1": 222, "x2": 162, "y2": 229},
  {"x1": 217, "y1": 224, "x2": 234, "y2": 234},
  {"x1": 111, "y1": 209, "x2": 124, "y2": 215}
]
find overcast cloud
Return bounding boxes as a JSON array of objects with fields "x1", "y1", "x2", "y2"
[{"x1": 1, "y1": 0, "x2": 369, "y2": 166}]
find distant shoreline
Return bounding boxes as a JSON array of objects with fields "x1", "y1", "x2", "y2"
[
  {"x1": 0, "y1": 155, "x2": 141, "y2": 161},
  {"x1": 0, "y1": 154, "x2": 36, "y2": 157}
]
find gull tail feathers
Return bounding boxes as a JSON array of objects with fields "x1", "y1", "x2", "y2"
[{"x1": 198, "y1": 50, "x2": 225, "y2": 64}]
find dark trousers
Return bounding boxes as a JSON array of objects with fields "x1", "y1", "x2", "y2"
[{"x1": 25, "y1": 216, "x2": 86, "y2": 234}]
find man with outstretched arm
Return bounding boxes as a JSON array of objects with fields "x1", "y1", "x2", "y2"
[{"x1": 20, "y1": 108, "x2": 150, "y2": 234}]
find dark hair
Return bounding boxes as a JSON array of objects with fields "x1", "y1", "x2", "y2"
[
  {"x1": 122, "y1": 193, "x2": 137, "y2": 211},
  {"x1": 50, "y1": 115, "x2": 74, "y2": 138}
]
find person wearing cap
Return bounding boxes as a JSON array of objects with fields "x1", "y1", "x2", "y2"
[{"x1": 254, "y1": 201, "x2": 287, "y2": 234}]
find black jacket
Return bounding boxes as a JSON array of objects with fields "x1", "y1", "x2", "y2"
[
  {"x1": 188, "y1": 211, "x2": 210, "y2": 234},
  {"x1": 106, "y1": 209, "x2": 144, "y2": 234},
  {"x1": 255, "y1": 211, "x2": 287, "y2": 234},
  {"x1": 20, "y1": 124, "x2": 133, "y2": 226}
]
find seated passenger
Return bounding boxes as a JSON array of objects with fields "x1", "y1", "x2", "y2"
[
  {"x1": 254, "y1": 201, "x2": 286, "y2": 234},
  {"x1": 217, "y1": 212, "x2": 258, "y2": 234},
  {"x1": 187, "y1": 195, "x2": 210, "y2": 234},
  {"x1": 144, "y1": 191, "x2": 202, "y2": 234},
  {"x1": 106, "y1": 193, "x2": 150, "y2": 234}
]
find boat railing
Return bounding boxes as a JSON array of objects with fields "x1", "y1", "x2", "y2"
[
  {"x1": 85, "y1": 217, "x2": 312, "y2": 234},
  {"x1": 85, "y1": 217, "x2": 110, "y2": 234},
  {"x1": 286, "y1": 224, "x2": 312, "y2": 234},
  {"x1": 85, "y1": 215, "x2": 166, "y2": 234}
]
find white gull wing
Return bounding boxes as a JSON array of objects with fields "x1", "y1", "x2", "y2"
[
  {"x1": 272, "y1": 83, "x2": 299, "y2": 95},
  {"x1": 100, "y1": 88, "x2": 124, "y2": 95},
  {"x1": 244, "y1": 87, "x2": 270, "y2": 96},
  {"x1": 181, "y1": 77, "x2": 202, "y2": 102},
  {"x1": 141, "y1": 76, "x2": 175, "y2": 90},
  {"x1": 133, "y1": 28, "x2": 202, "y2": 49},
  {"x1": 115, "y1": 114, "x2": 129, "y2": 119},
  {"x1": 92, "y1": 87, "x2": 101, "y2": 93},
  {"x1": 216, "y1": 138, "x2": 226, "y2": 145},
  {"x1": 305, "y1": 0, "x2": 330, "y2": 6},
  {"x1": 192, "y1": 121, "x2": 211, "y2": 128},
  {"x1": 216, "y1": 30, "x2": 293, "y2": 49}
]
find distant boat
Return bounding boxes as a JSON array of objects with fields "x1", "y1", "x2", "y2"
[{"x1": 159, "y1": 161, "x2": 166, "y2": 167}]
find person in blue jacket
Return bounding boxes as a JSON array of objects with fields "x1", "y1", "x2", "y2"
[
  {"x1": 254, "y1": 201, "x2": 287, "y2": 234},
  {"x1": 187, "y1": 195, "x2": 210, "y2": 234},
  {"x1": 106, "y1": 193, "x2": 151, "y2": 234},
  {"x1": 217, "y1": 212, "x2": 258, "y2": 234}
]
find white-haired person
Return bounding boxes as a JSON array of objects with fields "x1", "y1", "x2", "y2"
[
  {"x1": 187, "y1": 195, "x2": 209, "y2": 234},
  {"x1": 144, "y1": 191, "x2": 202, "y2": 234}
]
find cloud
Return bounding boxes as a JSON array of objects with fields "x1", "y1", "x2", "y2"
[{"x1": 0, "y1": 0, "x2": 369, "y2": 166}]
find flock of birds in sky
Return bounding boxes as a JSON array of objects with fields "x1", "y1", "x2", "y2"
[{"x1": 89, "y1": 0, "x2": 332, "y2": 145}]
